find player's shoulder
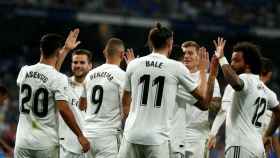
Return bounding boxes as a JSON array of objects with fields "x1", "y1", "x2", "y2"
[
  {"x1": 263, "y1": 84, "x2": 277, "y2": 97},
  {"x1": 92, "y1": 64, "x2": 125, "y2": 74},
  {"x1": 18, "y1": 65, "x2": 30, "y2": 75},
  {"x1": 238, "y1": 73, "x2": 250, "y2": 79},
  {"x1": 239, "y1": 73, "x2": 258, "y2": 80},
  {"x1": 224, "y1": 84, "x2": 234, "y2": 93},
  {"x1": 128, "y1": 57, "x2": 143, "y2": 66},
  {"x1": 239, "y1": 73, "x2": 261, "y2": 88},
  {"x1": 48, "y1": 69, "x2": 68, "y2": 82},
  {"x1": 168, "y1": 59, "x2": 186, "y2": 68},
  {"x1": 19, "y1": 65, "x2": 29, "y2": 71},
  {"x1": 167, "y1": 59, "x2": 189, "y2": 74}
]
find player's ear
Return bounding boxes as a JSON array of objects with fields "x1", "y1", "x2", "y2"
[
  {"x1": 120, "y1": 50, "x2": 125, "y2": 59},
  {"x1": 89, "y1": 63, "x2": 93, "y2": 70}
]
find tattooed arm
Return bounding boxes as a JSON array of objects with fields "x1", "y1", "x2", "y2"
[{"x1": 213, "y1": 37, "x2": 245, "y2": 91}]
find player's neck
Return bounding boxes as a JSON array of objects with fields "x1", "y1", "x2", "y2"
[
  {"x1": 188, "y1": 67, "x2": 198, "y2": 73},
  {"x1": 106, "y1": 58, "x2": 120, "y2": 66},
  {"x1": 39, "y1": 56, "x2": 56, "y2": 68},
  {"x1": 260, "y1": 76, "x2": 269, "y2": 85},
  {"x1": 153, "y1": 48, "x2": 168, "y2": 57},
  {"x1": 73, "y1": 76, "x2": 85, "y2": 84},
  {"x1": 244, "y1": 68, "x2": 251, "y2": 74}
]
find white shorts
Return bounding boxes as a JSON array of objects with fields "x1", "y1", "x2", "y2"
[
  {"x1": 170, "y1": 141, "x2": 185, "y2": 158},
  {"x1": 117, "y1": 136, "x2": 170, "y2": 158},
  {"x1": 225, "y1": 146, "x2": 265, "y2": 158},
  {"x1": 14, "y1": 145, "x2": 59, "y2": 158},
  {"x1": 185, "y1": 140, "x2": 209, "y2": 158},
  {"x1": 170, "y1": 152, "x2": 184, "y2": 158},
  {"x1": 60, "y1": 145, "x2": 84, "y2": 158},
  {"x1": 85, "y1": 134, "x2": 121, "y2": 158}
]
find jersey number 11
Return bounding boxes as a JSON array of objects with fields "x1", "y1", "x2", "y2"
[{"x1": 139, "y1": 74, "x2": 165, "y2": 108}]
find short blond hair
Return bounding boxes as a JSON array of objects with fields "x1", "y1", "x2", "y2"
[
  {"x1": 104, "y1": 38, "x2": 124, "y2": 57},
  {"x1": 181, "y1": 41, "x2": 200, "y2": 52}
]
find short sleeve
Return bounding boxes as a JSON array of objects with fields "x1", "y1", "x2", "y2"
[
  {"x1": 221, "y1": 85, "x2": 234, "y2": 111},
  {"x1": 213, "y1": 78, "x2": 221, "y2": 98},
  {"x1": 115, "y1": 69, "x2": 126, "y2": 89},
  {"x1": 266, "y1": 88, "x2": 279, "y2": 110},
  {"x1": 176, "y1": 63, "x2": 198, "y2": 93},
  {"x1": 52, "y1": 74, "x2": 69, "y2": 101},
  {"x1": 124, "y1": 61, "x2": 135, "y2": 92},
  {"x1": 16, "y1": 66, "x2": 27, "y2": 86},
  {"x1": 239, "y1": 74, "x2": 250, "y2": 92},
  {"x1": 176, "y1": 86, "x2": 198, "y2": 105}
]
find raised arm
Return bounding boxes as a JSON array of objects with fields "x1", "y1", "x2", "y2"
[
  {"x1": 214, "y1": 37, "x2": 244, "y2": 91},
  {"x1": 207, "y1": 53, "x2": 221, "y2": 125},
  {"x1": 190, "y1": 47, "x2": 208, "y2": 109},
  {"x1": 55, "y1": 28, "x2": 81, "y2": 71},
  {"x1": 124, "y1": 48, "x2": 135, "y2": 64},
  {"x1": 192, "y1": 47, "x2": 219, "y2": 110}
]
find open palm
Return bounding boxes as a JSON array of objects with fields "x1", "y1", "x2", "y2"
[
  {"x1": 213, "y1": 37, "x2": 226, "y2": 58},
  {"x1": 64, "y1": 28, "x2": 81, "y2": 50}
]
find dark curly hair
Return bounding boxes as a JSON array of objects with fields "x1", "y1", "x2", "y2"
[{"x1": 233, "y1": 42, "x2": 262, "y2": 75}]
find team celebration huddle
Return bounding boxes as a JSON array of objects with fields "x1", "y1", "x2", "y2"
[{"x1": 14, "y1": 23, "x2": 280, "y2": 158}]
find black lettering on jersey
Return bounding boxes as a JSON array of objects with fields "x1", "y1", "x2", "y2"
[
  {"x1": 90, "y1": 72, "x2": 114, "y2": 81},
  {"x1": 25, "y1": 71, "x2": 48, "y2": 83},
  {"x1": 146, "y1": 60, "x2": 163, "y2": 69}
]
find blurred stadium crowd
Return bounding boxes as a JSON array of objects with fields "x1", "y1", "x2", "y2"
[
  {"x1": 0, "y1": 0, "x2": 280, "y2": 157},
  {"x1": 1, "y1": 0, "x2": 280, "y2": 27}
]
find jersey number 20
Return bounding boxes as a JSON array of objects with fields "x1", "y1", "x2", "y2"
[{"x1": 20, "y1": 84, "x2": 49, "y2": 118}]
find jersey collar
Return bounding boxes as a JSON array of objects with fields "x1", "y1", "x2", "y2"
[
  {"x1": 69, "y1": 76, "x2": 84, "y2": 86},
  {"x1": 103, "y1": 63, "x2": 119, "y2": 68},
  {"x1": 150, "y1": 52, "x2": 168, "y2": 59},
  {"x1": 37, "y1": 63, "x2": 55, "y2": 69}
]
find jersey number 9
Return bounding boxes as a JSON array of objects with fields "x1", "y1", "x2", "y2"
[{"x1": 91, "y1": 85, "x2": 104, "y2": 114}]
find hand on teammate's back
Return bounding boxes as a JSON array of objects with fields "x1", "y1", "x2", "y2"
[
  {"x1": 78, "y1": 135, "x2": 91, "y2": 153},
  {"x1": 198, "y1": 47, "x2": 209, "y2": 72},
  {"x1": 213, "y1": 37, "x2": 226, "y2": 59}
]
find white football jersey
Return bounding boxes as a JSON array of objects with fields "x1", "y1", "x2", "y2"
[
  {"x1": 59, "y1": 77, "x2": 85, "y2": 154},
  {"x1": 123, "y1": 53, "x2": 197, "y2": 145},
  {"x1": 226, "y1": 74, "x2": 279, "y2": 155},
  {"x1": 16, "y1": 63, "x2": 69, "y2": 150},
  {"x1": 185, "y1": 71, "x2": 221, "y2": 142},
  {"x1": 209, "y1": 85, "x2": 233, "y2": 136},
  {"x1": 83, "y1": 64, "x2": 125, "y2": 138},
  {"x1": 170, "y1": 84, "x2": 199, "y2": 153},
  {"x1": 258, "y1": 86, "x2": 278, "y2": 135}
]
